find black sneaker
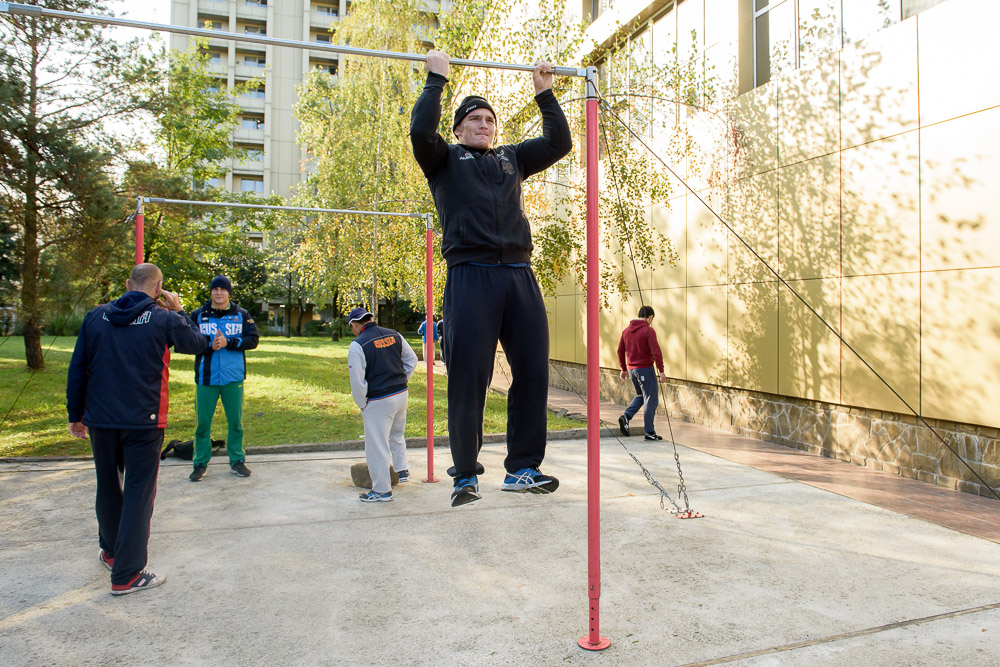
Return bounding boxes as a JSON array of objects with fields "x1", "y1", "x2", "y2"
[
  {"x1": 189, "y1": 465, "x2": 207, "y2": 482},
  {"x1": 644, "y1": 432, "x2": 663, "y2": 441},
  {"x1": 231, "y1": 461, "x2": 251, "y2": 477},
  {"x1": 110, "y1": 570, "x2": 166, "y2": 596},
  {"x1": 618, "y1": 415, "x2": 630, "y2": 437},
  {"x1": 451, "y1": 475, "x2": 481, "y2": 507}
]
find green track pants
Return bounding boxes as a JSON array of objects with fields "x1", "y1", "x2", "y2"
[{"x1": 193, "y1": 382, "x2": 245, "y2": 466}]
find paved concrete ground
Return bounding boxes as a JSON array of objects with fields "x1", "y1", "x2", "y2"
[{"x1": 1, "y1": 436, "x2": 999, "y2": 666}]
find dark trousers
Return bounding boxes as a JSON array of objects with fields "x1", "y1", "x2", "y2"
[
  {"x1": 442, "y1": 264, "x2": 549, "y2": 475},
  {"x1": 623, "y1": 367, "x2": 659, "y2": 434},
  {"x1": 89, "y1": 427, "x2": 163, "y2": 585}
]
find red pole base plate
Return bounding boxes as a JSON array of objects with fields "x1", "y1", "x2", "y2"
[
  {"x1": 674, "y1": 510, "x2": 704, "y2": 519},
  {"x1": 578, "y1": 636, "x2": 611, "y2": 651},
  {"x1": 422, "y1": 477, "x2": 439, "y2": 483}
]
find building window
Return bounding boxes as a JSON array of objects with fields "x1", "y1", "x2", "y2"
[
  {"x1": 241, "y1": 117, "x2": 265, "y2": 130},
  {"x1": 315, "y1": 63, "x2": 337, "y2": 75},
  {"x1": 751, "y1": 0, "x2": 902, "y2": 89},
  {"x1": 203, "y1": 51, "x2": 222, "y2": 64},
  {"x1": 243, "y1": 84, "x2": 265, "y2": 99},
  {"x1": 585, "y1": 0, "x2": 604, "y2": 23},
  {"x1": 244, "y1": 55, "x2": 266, "y2": 67},
  {"x1": 246, "y1": 0, "x2": 267, "y2": 6},
  {"x1": 202, "y1": 19, "x2": 223, "y2": 31},
  {"x1": 315, "y1": 33, "x2": 332, "y2": 43},
  {"x1": 316, "y1": 5, "x2": 339, "y2": 16},
  {"x1": 241, "y1": 178, "x2": 264, "y2": 193},
  {"x1": 902, "y1": 0, "x2": 947, "y2": 19},
  {"x1": 244, "y1": 25, "x2": 266, "y2": 35}
]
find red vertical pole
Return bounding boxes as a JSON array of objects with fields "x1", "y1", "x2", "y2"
[
  {"x1": 423, "y1": 215, "x2": 438, "y2": 483},
  {"x1": 579, "y1": 68, "x2": 610, "y2": 651},
  {"x1": 135, "y1": 197, "x2": 144, "y2": 265}
]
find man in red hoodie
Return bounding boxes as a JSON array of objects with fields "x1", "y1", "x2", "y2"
[{"x1": 616, "y1": 305, "x2": 667, "y2": 440}]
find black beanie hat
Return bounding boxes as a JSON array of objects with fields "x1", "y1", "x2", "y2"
[
  {"x1": 209, "y1": 275, "x2": 233, "y2": 294},
  {"x1": 452, "y1": 95, "x2": 496, "y2": 133}
]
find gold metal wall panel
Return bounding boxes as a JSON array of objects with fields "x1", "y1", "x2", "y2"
[
  {"x1": 840, "y1": 19, "x2": 918, "y2": 150},
  {"x1": 687, "y1": 284, "x2": 729, "y2": 385},
  {"x1": 921, "y1": 106, "x2": 1000, "y2": 272},
  {"x1": 778, "y1": 154, "x2": 841, "y2": 280},
  {"x1": 921, "y1": 268, "x2": 1000, "y2": 426},
  {"x1": 842, "y1": 131, "x2": 920, "y2": 276},
  {"x1": 778, "y1": 277, "x2": 841, "y2": 402},
  {"x1": 728, "y1": 280, "x2": 779, "y2": 393},
  {"x1": 841, "y1": 274, "x2": 920, "y2": 413}
]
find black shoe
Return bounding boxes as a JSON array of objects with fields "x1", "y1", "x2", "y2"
[
  {"x1": 644, "y1": 432, "x2": 663, "y2": 441},
  {"x1": 189, "y1": 465, "x2": 207, "y2": 482},
  {"x1": 450, "y1": 475, "x2": 481, "y2": 507},
  {"x1": 230, "y1": 461, "x2": 251, "y2": 477},
  {"x1": 618, "y1": 415, "x2": 630, "y2": 437}
]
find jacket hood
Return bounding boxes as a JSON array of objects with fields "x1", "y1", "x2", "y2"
[
  {"x1": 626, "y1": 319, "x2": 649, "y2": 334},
  {"x1": 107, "y1": 291, "x2": 156, "y2": 326}
]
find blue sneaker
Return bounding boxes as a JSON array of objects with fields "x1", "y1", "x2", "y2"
[
  {"x1": 359, "y1": 490, "x2": 393, "y2": 503},
  {"x1": 451, "y1": 475, "x2": 481, "y2": 507},
  {"x1": 501, "y1": 468, "x2": 559, "y2": 494},
  {"x1": 397, "y1": 469, "x2": 411, "y2": 483}
]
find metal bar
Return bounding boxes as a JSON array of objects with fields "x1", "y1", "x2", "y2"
[
  {"x1": 578, "y1": 68, "x2": 610, "y2": 653},
  {"x1": 142, "y1": 197, "x2": 423, "y2": 219},
  {"x1": 134, "y1": 197, "x2": 144, "y2": 266},
  {"x1": 0, "y1": 3, "x2": 587, "y2": 77},
  {"x1": 423, "y1": 214, "x2": 438, "y2": 484}
]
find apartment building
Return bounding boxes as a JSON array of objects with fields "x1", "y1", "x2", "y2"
[{"x1": 169, "y1": 0, "x2": 447, "y2": 200}]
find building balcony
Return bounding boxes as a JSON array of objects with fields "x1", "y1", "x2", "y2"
[
  {"x1": 237, "y1": 95, "x2": 266, "y2": 112},
  {"x1": 233, "y1": 128, "x2": 265, "y2": 142},
  {"x1": 236, "y1": 3, "x2": 267, "y2": 22},
  {"x1": 234, "y1": 64, "x2": 267, "y2": 79},
  {"x1": 197, "y1": 0, "x2": 228, "y2": 19},
  {"x1": 232, "y1": 157, "x2": 265, "y2": 173},
  {"x1": 310, "y1": 11, "x2": 339, "y2": 31},
  {"x1": 206, "y1": 60, "x2": 227, "y2": 75}
]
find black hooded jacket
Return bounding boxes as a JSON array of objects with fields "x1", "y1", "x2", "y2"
[
  {"x1": 409, "y1": 72, "x2": 572, "y2": 267},
  {"x1": 66, "y1": 291, "x2": 208, "y2": 429}
]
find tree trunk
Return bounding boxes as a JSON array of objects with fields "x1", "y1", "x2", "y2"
[
  {"x1": 285, "y1": 273, "x2": 291, "y2": 338},
  {"x1": 21, "y1": 30, "x2": 44, "y2": 370},
  {"x1": 295, "y1": 296, "x2": 305, "y2": 337},
  {"x1": 331, "y1": 289, "x2": 340, "y2": 341}
]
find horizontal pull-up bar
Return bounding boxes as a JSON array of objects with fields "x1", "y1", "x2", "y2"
[
  {"x1": 142, "y1": 197, "x2": 427, "y2": 219},
  {"x1": 0, "y1": 2, "x2": 588, "y2": 78}
]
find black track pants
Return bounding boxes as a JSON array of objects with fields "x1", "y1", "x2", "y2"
[
  {"x1": 442, "y1": 264, "x2": 549, "y2": 476},
  {"x1": 89, "y1": 427, "x2": 163, "y2": 585}
]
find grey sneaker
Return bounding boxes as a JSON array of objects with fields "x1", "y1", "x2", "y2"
[
  {"x1": 189, "y1": 465, "x2": 207, "y2": 482},
  {"x1": 231, "y1": 461, "x2": 251, "y2": 477}
]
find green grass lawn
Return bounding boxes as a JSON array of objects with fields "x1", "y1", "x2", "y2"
[{"x1": 0, "y1": 335, "x2": 581, "y2": 458}]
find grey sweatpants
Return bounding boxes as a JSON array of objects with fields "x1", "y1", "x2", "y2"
[{"x1": 362, "y1": 390, "x2": 409, "y2": 493}]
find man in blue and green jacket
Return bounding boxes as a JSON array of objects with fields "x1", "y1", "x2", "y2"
[{"x1": 188, "y1": 275, "x2": 259, "y2": 482}]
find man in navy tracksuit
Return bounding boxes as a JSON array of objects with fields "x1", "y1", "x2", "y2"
[
  {"x1": 187, "y1": 275, "x2": 259, "y2": 482},
  {"x1": 66, "y1": 263, "x2": 208, "y2": 595},
  {"x1": 410, "y1": 50, "x2": 572, "y2": 506},
  {"x1": 347, "y1": 307, "x2": 418, "y2": 502}
]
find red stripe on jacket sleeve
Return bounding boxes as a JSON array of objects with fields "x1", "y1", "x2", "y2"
[{"x1": 157, "y1": 346, "x2": 171, "y2": 428}]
